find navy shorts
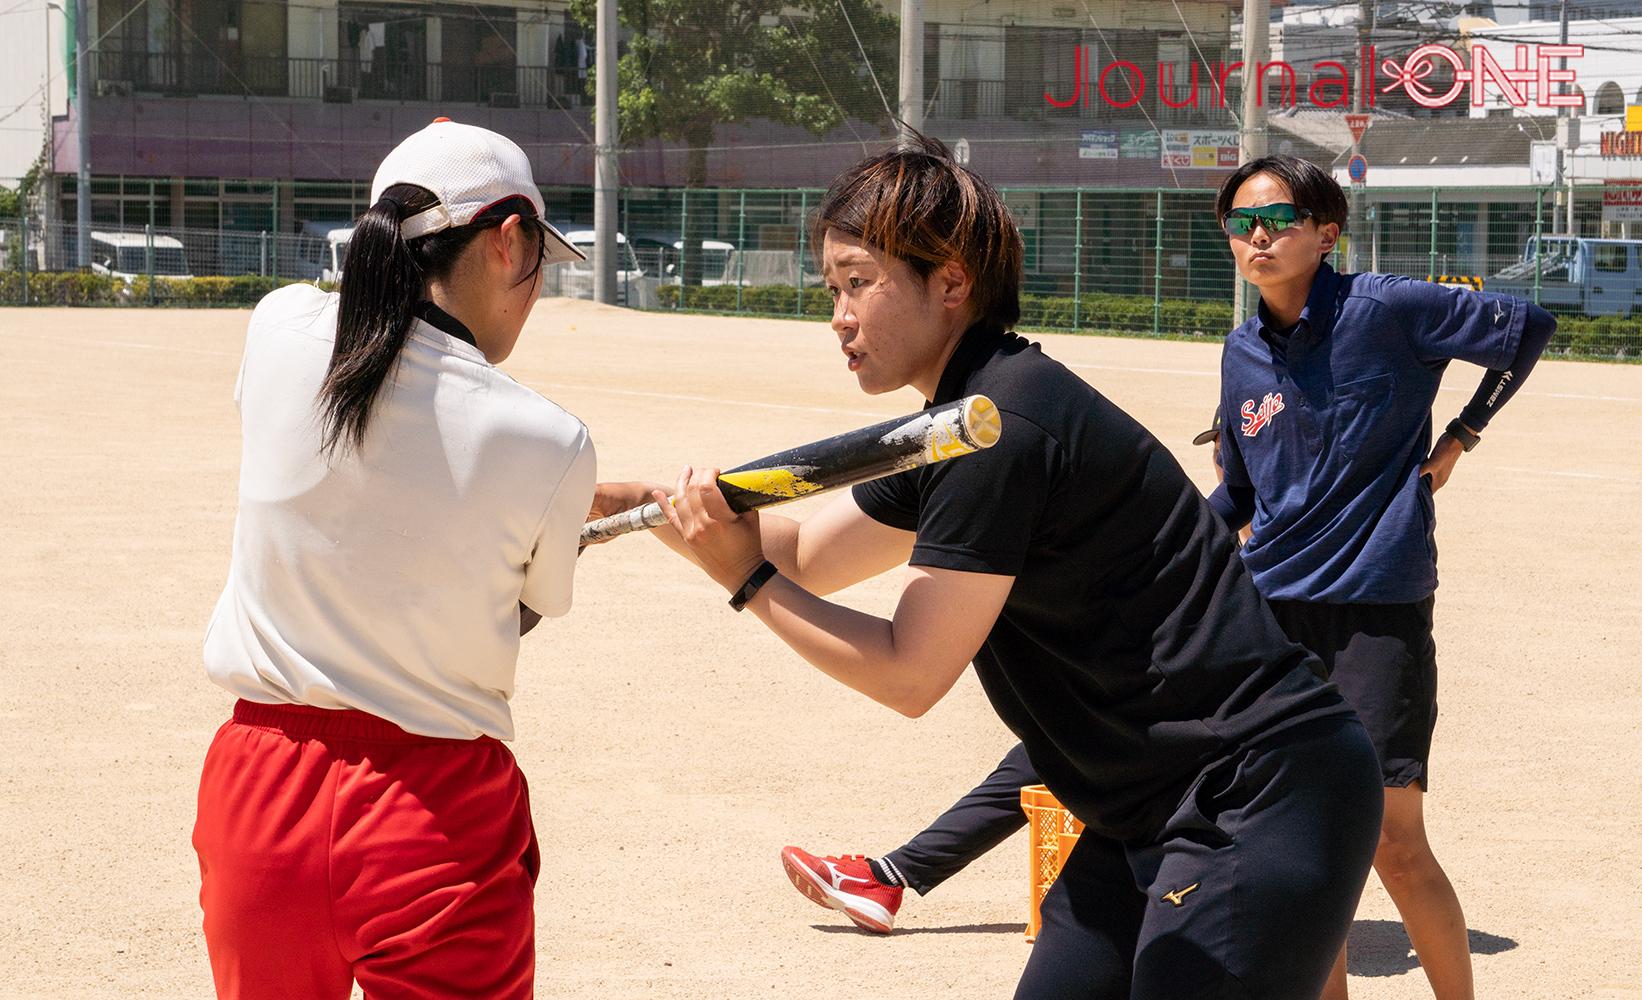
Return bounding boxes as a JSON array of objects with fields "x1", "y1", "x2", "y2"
[
  {"x1": 1267, "y1": 596, "x2": 1439, "y2": 790},
  {"x1": 1016, "y1": 715, "x2": 1383, "y2": 1000}
]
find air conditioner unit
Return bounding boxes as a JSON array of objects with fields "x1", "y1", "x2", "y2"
[
  {"x1": 97, "y1": 79, "x2": 134, "y2": 98},
  {"x1": 323, "y1": 86, "x2": 354, "y2": 103},
  {"x1": 488, "y1": 91, "x2": 521, "y2": 109}
]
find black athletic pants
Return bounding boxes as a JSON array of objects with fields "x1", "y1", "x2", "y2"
[
  {"x1": 1017, "y1": 716, "x2": 1383, "y2": 1000},
  {"x1": 881, "y1": 742, "x2": 1038, "y2": 896}
]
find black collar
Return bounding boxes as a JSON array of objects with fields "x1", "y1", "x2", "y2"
[
  {"x1": 931, "y1": 320, "x2": 1009, "y2": 406},
  {"x1": 414, "y1": 300, "x2": 478, "y2": 348}
]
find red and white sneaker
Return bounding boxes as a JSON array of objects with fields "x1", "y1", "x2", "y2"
[{"x1": 780, "y1": 845, "x2": 903, "y2": 933}]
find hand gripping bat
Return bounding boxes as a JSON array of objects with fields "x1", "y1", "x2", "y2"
[{"x1": 580, "y1": 394, "x2": 1002, "y2": 546}]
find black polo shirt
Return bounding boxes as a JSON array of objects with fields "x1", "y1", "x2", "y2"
[{"x1": 854, "y1": 323, "x2": 1351, "y2": 843}]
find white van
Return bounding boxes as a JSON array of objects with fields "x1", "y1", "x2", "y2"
[
  {"x1": 90, "y1": 231, "x2": 193, "y2": 281},
  {"x1": 320, "y1": 227, "x2": 353, "y2": 283}
]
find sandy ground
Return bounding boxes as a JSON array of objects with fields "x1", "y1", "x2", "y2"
[{"x1": 1, "y1": 299, "x2": 1639, "y2": 999}]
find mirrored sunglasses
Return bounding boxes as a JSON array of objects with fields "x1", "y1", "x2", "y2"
[{"x1": 1222, "y1": 203, "x2": 1313, "y2": 237}]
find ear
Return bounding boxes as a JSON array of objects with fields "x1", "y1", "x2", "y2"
[
  {"x1": 1316, "y1": 221, "x2": 1341, "y2": 255},
  {"x1": 934, "y1": 259, "x2": 974, "y2": 312},
  {"x1": 491, "y1": 214, "x2": 525, "y2": 268}
]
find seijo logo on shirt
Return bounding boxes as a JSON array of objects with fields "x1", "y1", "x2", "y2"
[{"x1": 1241, "y1": 393, "x2": 1285, "y2": 438}]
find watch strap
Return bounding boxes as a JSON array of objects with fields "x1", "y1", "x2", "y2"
[
  {"x1": 729, "y1": 560, "x2": 779, "y2": 612},
  {"x1": 1445, "y1": 418, "x2": 1481, "y2": 452}
]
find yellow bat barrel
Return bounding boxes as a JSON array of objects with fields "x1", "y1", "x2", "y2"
[{"x1": 580, "y1": 395, "x2": 1001, "y2": 546}]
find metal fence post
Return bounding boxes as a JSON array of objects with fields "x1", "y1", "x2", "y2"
[
  {"x1": 19, "y1": 193, "x2": 29, "y2": 306},
  {"x1": 796, "y1": 191, "x2": 807, "y2": 318},
  {"x1": 1427, "y1": 187, "x2": 1439, "y2": 282},
  {"x1": 735, "y1": 191, "x2": 747, "y2": 315},
  {"x1": 1532, "y1": 188, "x2": 1544, "y2": 307},
  {"x1": 271, "y1": 182, "x2": 280, "y2": 281},
  {"x1": 146, "y1": 222, "x2": 155, "y2": 306},
  {"x1": 260, "y1": 231, "x2": 268, "y2": 278},
  {"x1": 1152, "y1": 190, "x2": 1163, "y2": 336},
  {"x1": 677, "y1": 189, "x2": 688, "y2": 310},
  {"x1": 1072, "y1": 190, "x2": 1083, "y2": 330}
]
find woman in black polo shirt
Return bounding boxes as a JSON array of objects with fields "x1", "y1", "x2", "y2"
[{"x1": 653, "y1": 135, "x2": 1383, "y2": 999}]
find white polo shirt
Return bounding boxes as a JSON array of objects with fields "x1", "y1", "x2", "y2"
[{"x1": 203, "y1": 283, "x2": 595, "y2": 739}]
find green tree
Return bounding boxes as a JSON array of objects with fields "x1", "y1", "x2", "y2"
[
  {"x1": 572, "y1": 0, "x2": 900, "y2": 187},
  {"x1": 570, "y1": 0, "x2": 899, "y2": 288}
]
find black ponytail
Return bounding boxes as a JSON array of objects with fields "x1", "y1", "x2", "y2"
[{"x1": 320, "y1": 183, "x2": 529, "y2": 455}]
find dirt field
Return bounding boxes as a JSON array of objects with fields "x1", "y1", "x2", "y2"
[{"x1": 2, "y1": 299, "x2": 1639, "y2": 999}]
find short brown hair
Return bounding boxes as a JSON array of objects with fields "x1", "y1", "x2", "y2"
[{"x1": 815, "y1": 133, "x2": 1023, "y2": 329}]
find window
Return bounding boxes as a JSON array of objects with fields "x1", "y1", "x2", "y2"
[
  {"x1": 1593, "y1": 244, "x2": 1629, "y2": 273},
  {"x1": 1595, "y1": 82, "x2": 1625, "y2": 116}
]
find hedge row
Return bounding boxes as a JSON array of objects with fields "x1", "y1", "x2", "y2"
[
  {"x1": 4, "y1": 272, "x2": 1635, "y2": 359},
  {"x1": 0, "y1": 273, "x2": 328, "y2": 307},
  {"x1": 652, "y1": 282, "x2": 1639, "y2": 357},
  {"x1": 656, "y1": 284, "x2": 1235, "y2": 336}
]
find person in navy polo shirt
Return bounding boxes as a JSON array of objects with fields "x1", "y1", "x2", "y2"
[{"x1": 1208, "y1": 155, "x2": 1556, "y2": 1000}]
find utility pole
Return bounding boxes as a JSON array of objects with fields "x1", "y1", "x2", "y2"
[
  {"x1": 592, "y1": 0, "x2": 619, "y2": 305},
  {"x1": 899, "y1": 0, "x2": 924, "y2": 137},
  {"x1": 1233, "y1": 0, "x2": 1270, "y2": 322},
  {"x1": 1347, "y1": 0, "x2": 1370, "y2": 272},
  {"x1": 74, "y1": 0, "x2": 89, "y2": 268}
]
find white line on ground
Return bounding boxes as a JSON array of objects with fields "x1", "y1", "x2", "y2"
[
  {"x1": 1438, "y1": 385, "x2": 1639, "y2": 403},
  {"x1": 1067, "y1": 363, "x2": 1217, "y2": 377},
  {"x1": 527, "y1": 382, "x2": 890, "y2": 419},
  {"x1": 17, "y1": 332, "x2": 241, "y2": 357},
  {"x1": 1070, "y1": 364, "x2": 1640, "y2": 403},
  {"x1": 1489, "y1": 466, "x2": 1642, "y2": 484}
]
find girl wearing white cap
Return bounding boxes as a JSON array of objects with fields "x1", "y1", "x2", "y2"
[{"x1": 194, "y1": 119, "x2": 598, "y2": 1000}]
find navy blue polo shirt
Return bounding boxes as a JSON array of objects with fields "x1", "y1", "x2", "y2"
[
  {"x1": 1217, "y1": 263, "x2": 1526, "y2": 605},
  {"x1": 854, "y1": 323, "x2": 1350, "y2": 843}
]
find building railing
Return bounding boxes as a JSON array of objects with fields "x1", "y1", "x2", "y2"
[
  {"x1": 928, "y1": 77, "x2": 1239, "y2": 126},
  {"x1": 89, "y1": 51, "x2": 585, "y2": 108}
]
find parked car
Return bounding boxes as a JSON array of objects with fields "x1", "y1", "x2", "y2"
[
  {"x1": 629, "y1": 233, "x2": 738, "y2": 285},
  {"x1": 1485, "y1": 235, "x2": 1642, "y2": 317},
  {"x1": 89, "y1": 231, "x2": 193, "y2": 281},
  {"x1": 544, "y1": 228, "x2": 651, "y2": 306},
  {"x1": 318, "y1": 226, "x2": 353, "y2": 283}
]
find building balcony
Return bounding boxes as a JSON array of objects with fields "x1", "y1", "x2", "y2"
[
  {"x1": 89, "y1": 51, "x2": 586, "y2": 109},
  {"x1": 927, "y1": 78, "x2": 1240, "y2": 127}
]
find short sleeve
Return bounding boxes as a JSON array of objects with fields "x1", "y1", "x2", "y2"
[
  {"x1": 852, "y1": 469, "x2": 921, "y2": 531},
  {"x1": 899, "y1": 412, "x2": 1057, "y2": 577},
  {"x1": 1217, "y1": 386, "x2": 1252, "y2": 490},
  {"x1": 1382, "y1": 276, "x2": 1525, "y2": 370},
  {"x1": 520, "y1": 431, "x2": 597, "y2": 618}
]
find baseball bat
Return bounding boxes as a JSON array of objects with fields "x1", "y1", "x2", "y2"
[{"x1": 580, "y1": 394, "x2": 1002, "y2": 546}]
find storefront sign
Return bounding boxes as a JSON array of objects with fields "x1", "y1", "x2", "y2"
[
  {"x1": 1162, "y1": 130, "x2": 1240, "y2": 169},
  {"x1": 1079, "y1": 129, "x2": 1119, "y2": 160},
  {"x1": 1601, "y1": 131, "x2": 1642, "y2": 157},
  {"x1": 1603, "y1": 181, "x2": 1642, "y2": 222}
]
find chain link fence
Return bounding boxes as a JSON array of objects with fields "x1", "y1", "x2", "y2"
[{"x1": 5, "y1": 186, "x2": 1639, "y2": 357}]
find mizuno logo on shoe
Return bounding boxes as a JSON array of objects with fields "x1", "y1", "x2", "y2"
[{"x1": 819, "y1": 858, "x2": 872, "y2": 892}]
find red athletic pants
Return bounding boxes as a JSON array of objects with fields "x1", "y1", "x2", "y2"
[{"x1": 193, "y1": 700, "x2": 540, "y2": 1000}]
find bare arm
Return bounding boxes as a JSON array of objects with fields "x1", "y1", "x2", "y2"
[{"x1": 660, "y1": 466, "x2": 1011, "y2": 718}]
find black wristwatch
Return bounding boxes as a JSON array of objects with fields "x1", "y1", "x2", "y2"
[
  {"x1": 1445, "y1": 418, "x2": 1481, "y2": 452},
  {"x1": 729, "y1": 560, "x2": 780, "y2": 612}
]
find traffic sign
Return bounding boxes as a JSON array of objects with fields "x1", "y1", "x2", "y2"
[
  {"x1": 1348, "y1": 154, "x2": 1368, "y2": 183},
  {"x1": 1346, "y1": 114, "x2": 1371, "y2": 144}
]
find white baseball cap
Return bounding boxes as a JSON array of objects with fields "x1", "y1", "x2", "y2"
[{"x1": 371, "y1": 118, "x2": 585, "y2": 264}]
